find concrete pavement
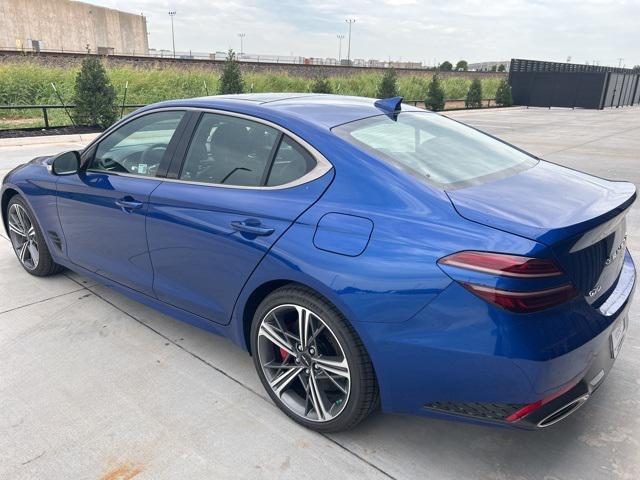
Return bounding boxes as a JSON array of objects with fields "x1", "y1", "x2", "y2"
[{"x1": 1, "y1": 107, "x2": 639, "y2": 479}]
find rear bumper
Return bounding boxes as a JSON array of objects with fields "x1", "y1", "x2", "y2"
[{"x1": 357, "y1": 250, "x2": 635, "y2": 428}]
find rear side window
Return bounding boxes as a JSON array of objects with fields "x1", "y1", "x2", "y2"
[
  {"x1": 332, "y1": 112, "x2": 537, "y2": 188},
  {"x1": 266, "y1": 137, "x2": 316, "y2": 186},
  {"x1": 180, "y1": 113, "x2": 278, "y2": 187},
  {"x1": 180, "y1": 113, "x2": 317, "y2": 187}
]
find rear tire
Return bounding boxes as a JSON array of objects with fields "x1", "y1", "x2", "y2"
[
  {"x1": 6, "y1": 195, "x2": 63, "y2": 277},
  {"x1": 251, "y1": 285, "x2": 379, "y2": 432}
]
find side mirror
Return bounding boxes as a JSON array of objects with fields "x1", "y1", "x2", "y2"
[{"x1": 51, "y1": 151, "x2": 81, "y2": 176}]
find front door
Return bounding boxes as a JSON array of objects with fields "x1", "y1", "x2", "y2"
[
  {"x1": 56, "y1": 110, "x2": 186, "y2": 295},
  {"x1": 147, "y1": 112, "x2": 333, "y2": 324}
]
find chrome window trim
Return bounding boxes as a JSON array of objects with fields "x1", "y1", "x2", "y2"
[
  {"x1": 83, "y1": 106, "x2": 333, "y2": 190},
  {"x1": 84, "y1": 169, "x2": 164, "y2": 180}
]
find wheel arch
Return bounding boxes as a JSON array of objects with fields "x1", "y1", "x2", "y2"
[
  {"x1": 240, "y1": 278, "x2": 365, "y2": 357},
  {"x1": 241, "y1": 279, "x2": 294, "y2": 352},
  {"x1": 1, "y1": 187, "x2": 20, "y2": 236}
]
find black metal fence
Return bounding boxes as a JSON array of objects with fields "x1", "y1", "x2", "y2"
[
  {"x1": 0, "y1": 98, "x2": 505, "y2": 131},
  {"x1": 509, "y1": 58, "x2": 640, "y2": 109}
]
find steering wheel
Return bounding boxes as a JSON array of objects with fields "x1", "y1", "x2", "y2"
[{"x1": 140, "y1": 143, "x2": 167, "y2": 166}]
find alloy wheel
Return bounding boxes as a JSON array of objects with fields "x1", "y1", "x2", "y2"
[
  {"x1": 257, "y1": 304, "x2": 351, "y2": 422},
  {"x1": 8, "y1": 203, "x2": 39, "y2": 270}
]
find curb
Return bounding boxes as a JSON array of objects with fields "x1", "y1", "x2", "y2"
[{"x1": 0, "y1": 133, "x2": 100, "y2": 148}]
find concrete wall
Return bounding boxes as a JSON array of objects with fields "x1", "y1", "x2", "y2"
[
  {"x1": 0, "y1": 50, "x2": 507, "y2": 81},
  {"x1": 0, "y1": 0, "x2": 148, "y2": 55}
]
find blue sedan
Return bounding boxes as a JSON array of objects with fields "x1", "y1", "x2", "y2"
[{"x1": 1, "y1": 94, "x2": 636, "y2": 432}]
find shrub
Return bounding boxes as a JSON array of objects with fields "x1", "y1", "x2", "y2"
[
  {"x1": 425, "y1": 75, "x2": 445, "y2": 111},
  {"x1": 0, "y1": 61, "x2": 508, "y2": 128},
  {"x1": 311, "y1": 75, "x2": 332, "y2": 94},
  {"x1": 455, "y1": 60, "x2": 468, "y2": 71},
  {"x1": 497, "y1": 64, "x2": 506, "y2": 72},
  {"x1": 377, "y1": 68, "x2": 398, "y2": 98},
  {"x1": 495, "y1": 79, "x2": 513, "y2": 107},
  {"x1": 218, "y1": 49, "x2": 244, "y2": 94},
  {"x1": 439, "y1": 61, "x2": 453, "y2": 71},
  {"x1": 72, "y1": 56, "x2": 118, "y2": 129},
  {"x1": 465, "y1": 78, "x2": 483, "y2": 108}
]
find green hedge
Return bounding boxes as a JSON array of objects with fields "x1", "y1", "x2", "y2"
[{"x1": 0, "y1": 62, "x2": 502, "y2": 128}]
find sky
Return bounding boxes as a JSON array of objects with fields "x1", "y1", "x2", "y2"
[{"x1": 91, "y1": 0, "x2": 640, "y2": 68}]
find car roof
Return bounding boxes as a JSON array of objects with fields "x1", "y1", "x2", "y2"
[{"x1": 141, "y1": 93, "x2": 424, "y2": 129}]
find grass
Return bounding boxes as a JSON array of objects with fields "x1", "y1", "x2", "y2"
[{"x1": 0, "y1": 62, "x2": 502, "y2": 129}]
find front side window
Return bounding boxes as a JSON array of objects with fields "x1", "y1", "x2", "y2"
[
  {"x1": 332, "y1": 112, "x2": 537, "y2": 188},
  {"x1": 90, "y1": 111, "x2": 185, "y2": 177},
  {"x1": 180, "y1": 113, "x2": 279, "y2": 187}
]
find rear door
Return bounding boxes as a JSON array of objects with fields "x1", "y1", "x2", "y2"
[
  {"x1": 147, "y1": 111, "x2": 333, "y2": 324},
  {"x1": 57, "y1": 110, "x2": 187, "y2": 295}
]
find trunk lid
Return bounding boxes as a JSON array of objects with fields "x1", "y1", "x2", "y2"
[{"x1": 446, "y1": 161, "x2": 636, "y2": 304}]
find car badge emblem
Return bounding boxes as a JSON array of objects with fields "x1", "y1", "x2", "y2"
[{"x1": 605, "y1": 234, "x2": 627, "y2": 266}]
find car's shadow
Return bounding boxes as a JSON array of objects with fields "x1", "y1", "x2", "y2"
[{"x1": 87, "y1": 277, "x2": 640, "y2": 480}]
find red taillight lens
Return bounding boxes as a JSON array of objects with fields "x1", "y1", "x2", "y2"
[
  {"x1": 439, "y1": 251, "x2": 577, "y2": 313},
  {"x1": 505, "y1": 381, "x2": 579, "y2": 422},
  {"x1": 439, "y1": 251, "x2": 564, "y2": 278},
  {"x1": 463, "y1": 283, "x2": 579, "y2": 313}
]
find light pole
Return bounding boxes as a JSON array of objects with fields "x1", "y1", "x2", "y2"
[
  {"x1": 337, "y1": 34, "x2": 344, "y2": 62},
  {"x1": 168, "y1": 11, "x2": 176, "y2": 58},
  {"x1": 345, "y1": 19, "x2": 355, "y2": 63},
  {"x1": 238, "y1": 33, "x2": 246, "y2": 57}
]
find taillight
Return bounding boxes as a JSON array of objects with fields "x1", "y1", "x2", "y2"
[
  {"x1": 505, "y1": 380, "x2": 579, "y2": 422},
  {"x1": 438, "y1": 251, "x2": 563, "y2": 277},
  {"x1": 463, "y1": 283, "x2": 579, "y2": 313},
  {"x1": 438, "y1": 251, "x2": 578, "y2": 313}
]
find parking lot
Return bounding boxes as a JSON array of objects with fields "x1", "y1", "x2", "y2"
[{"x1": 1, "y1": 106, "x2": 639, "y2": 480}]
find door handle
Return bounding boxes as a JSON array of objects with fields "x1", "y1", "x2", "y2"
[
  {"x1": 230, "y1": 220, "x2": 275, "y2": 237},
  {"x1": 115, "y1": 198, "x2": 144, "y2": 212}
]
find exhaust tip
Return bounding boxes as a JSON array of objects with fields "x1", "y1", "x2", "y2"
[{"x1": 537, "y1": 394, "x2": 590, "y2": 428}]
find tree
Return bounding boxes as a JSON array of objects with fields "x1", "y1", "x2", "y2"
[
  {"x1": 311, "y1": 75, "x2": 332, "y2": 94},
  {"x1": 490, "y1": 65, "x2": 498, "y2": 72},
  {"x1": 439, "y1": 61, "x2": 453, "y2": 71},
  {"x1": 633, "y1": 65, "x2": 640, "y2": 73},
  {"x1": 465, "y1": 78, "x2": 483, "y2": 108},
  {"x1": 218, "y1": 49, "x2": 244, "y2": 94},
  {"x1": 455, "y1": 60, "x2": 468, "y2": 71},
  {"x1": 72, "y1": 56, "x2": 118, "y2": 129},
  {"x1": 377, "y1": 68, "x2": 398, "y2": 98},
  {"x1": 425, "y1": 75, "x2": 445, "y2": 111},
  {"x1": 497, "y1": 63, "x2": 506, "y2": 72},
  {"x1": 495, "y1": 79, "x2": 512, "y2": 107}
]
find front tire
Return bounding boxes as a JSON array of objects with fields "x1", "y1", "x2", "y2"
[
  {"x1": 251, "y1": 285, "x2": 379, "y2": 432},
  {"x1": 6, "y1": 195, "x2": 63, "y2": 277}
]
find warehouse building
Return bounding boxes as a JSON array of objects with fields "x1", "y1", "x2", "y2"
[{"x1": 0, "y1": 0, "x2": 148, "y2": 55}]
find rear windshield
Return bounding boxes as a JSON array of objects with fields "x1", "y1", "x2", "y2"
[{"x1": 332, "y1": 112, "x2": 537, "y2": 188}]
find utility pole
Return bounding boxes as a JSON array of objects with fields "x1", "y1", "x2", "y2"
[
  {"x1": 345, "y1": 19, "x2": 355, "y2": 63},
  {"x1": 238, "y1": 33, "x2": 246, "y2": 57},
  {"x1": 618, "y1": 57, "x2": 624, "y2": 68},
  {"x1": 337, "y1": 34, "x2": 344, "y2": 62},
  {"x1": 168, "y1": 11, "x2": 176, "y2": 58}
]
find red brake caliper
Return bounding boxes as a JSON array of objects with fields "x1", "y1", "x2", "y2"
[{"x1": 279, "y1": 347, "x2": 289, "y2": 361}]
